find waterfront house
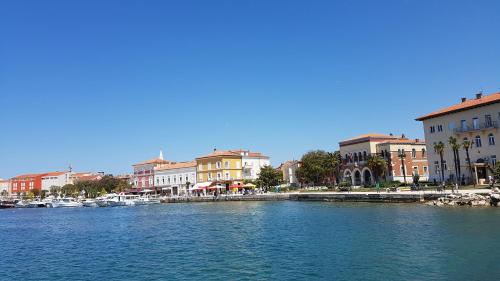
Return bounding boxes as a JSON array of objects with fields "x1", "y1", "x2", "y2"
[
  {"x1": 278, "y1": 160, "x2": 301, "y2": 187},
  {"x1": 10, "y1": 173, "x2": 47, "y2": 194},
  {"x1": 132, "y1": 150, "x2": 171, "y2": 191},
  {"x1": 340, "y1": 134, "x2": 429, "y2": 186},
  {"x1": 41, "y1": 171, "x2": 73, "y2": 191},
  {"x1": 154, "y1": 161, "x2": 197, "y2": 196},
  {"x1": 0, "y1": 178, "x2": 9, "y2": 194},
  {"x1": 416, "y1": 92, "x2": 500, "y2": 185},
  {"x1": 236, "y1": 150, "x2": 270, "y2": 181}
]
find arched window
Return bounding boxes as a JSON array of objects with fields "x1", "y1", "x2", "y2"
[
  {"x1": 363, "y1": 151, "x2": 367, "y2": 161},
  {"x1": 488, "y1": 133, "x2": 495, "y2": 145},
  {"x1": 421, "y1": 148, "x2": 426, "y2": 157},
  {"x1": 358, "y1": 152, "x2": 362, "y2": 162},
  {"x1": 354, "y1": 153, "x2": 358, "y2": 162},
  {"x1": 345, "y1": 154, "x2": 349, "y2": 162},
  {"x1": 475, "y1": 136, "x2": 482, "y2": 147}
]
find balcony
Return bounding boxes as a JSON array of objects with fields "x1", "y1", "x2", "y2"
[{"x1": 454, "y1": 121, "x2": 498, "y2": 134}]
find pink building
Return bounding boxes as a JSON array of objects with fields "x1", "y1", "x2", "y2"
[{"x1": 132, "y1": 151, "x2": 170, "y2": 190}]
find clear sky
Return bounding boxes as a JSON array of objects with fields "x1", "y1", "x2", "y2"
[{"x1": 1, "y1": 0, "x2": 499, "y2": 178}]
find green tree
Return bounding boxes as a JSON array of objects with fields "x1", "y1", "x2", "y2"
[
  {"x1": 494, "y1": 165, "x2": 500, "y2": 180},
  {"x1": 296, "y1": 150, "x2": 332, "y2": 186},
  {"x1": 257, "y1": 165, "x2": 282, "y2": 192},
  {"x1": 433, "y1": 142, "x2": 445, "y2": 183},
  {"x1": 31, "y1": 188, "x2": 41, "y2": 198},
  {"x1": 448, "y1": 137, "x2": 462, "y2": 185},
  {"x1": 324, "y1": 151, "x2": 342, "y2": 185},
  {"x1": 366, "y1": 155, "x2": 387, "y2": 184},
  {"x1": 462, "y1": 139, "x2": 475, "y2": 186},
  {"x1": 26, "y1": 191, "x2": 35, "y2": 200},
  {"x1": 50, "y1": 186, "x2": 61, "y2": 197}
]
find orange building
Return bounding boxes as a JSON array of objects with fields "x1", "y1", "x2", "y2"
[{"x1": 10, "y1": 173, "x2": 47, "y2": 193}]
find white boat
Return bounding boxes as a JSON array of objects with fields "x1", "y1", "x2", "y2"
[
  {"x1": 96, "y1": 193, "x2": 118, "y2": 207},
  {"x1": 51, "y1": 198, "x2": 83, "y2": 208},
  {"x1": 15, "y1": 201, "x2": 29, "y2": 208},
  {"x1": 134, "y1": 196, "x2": 161, "y2": 205},
  {"x1": 108, "y1": 194, "x2": 139, "y2": 207},
  {"x1": 82, "y1": 199, "x2": 98, "y2": 207},
  {"x1": 27, "y1": 200, "x2": 47, "y2": 208}
]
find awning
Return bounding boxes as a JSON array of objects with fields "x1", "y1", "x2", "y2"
[
  {"x1": 191, "y1": 182, "x2": 212, "y2": 190},
  {"x1": 243, "y1": 183, "x2": 256, "y2": 188}
]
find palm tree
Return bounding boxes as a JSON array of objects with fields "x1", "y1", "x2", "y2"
[
  {"x1": 448, "y1": 137, "x2": 461, "y2": 185},
  {"x1": 434, "y1": 142, "x2": 445, "y2": 183},
  {"x1": 366, "y1": 155, "x2": 387, "y2": 184},
  {"x1": 398, "y1": 150, "x2": 407, "y2": 184},
  {"x1": 462, "y1": 139, "x2": 474, "y2": 186}
]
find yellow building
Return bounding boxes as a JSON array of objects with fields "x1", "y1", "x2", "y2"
[{"x1": 196, "y1": 150, "x2": 243, "y2": 184}]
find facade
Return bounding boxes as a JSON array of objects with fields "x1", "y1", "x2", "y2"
[
  {"x1": 41, "y1": 172, "x2": 72, "y2": 191},
  {"x1": 132, "y1": 151, "x2": 171, "y2": 190},
  {"x1": 416, "y1": 92, "x2": 500, "y2": 185},
  {"x1": 278, "y1": 160, "x2": 301, "y2": 186},
  {"x1": 196, "y1": 150, "x2": 243, "y2": 185},
  {"x1": 340, "y1": 134, "x2": 429, "y2": 186},
  {"x1": 0, "y1": 178, "x2": 9, "y2": 194},
  {"x1": 154, "y1": 161, "x2": 197, "y2": 196},
  {"x1": 10, "y1": 173, "x2": 47, "y2": 193},
  {"x1": 237, "y1": 150, "x2": 270, "y2": 180},
  {"x1": 71, "y1": 172, "x2": 104, "y2": 183}
]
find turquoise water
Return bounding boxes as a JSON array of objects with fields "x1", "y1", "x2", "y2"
[{"x1": 1, "y1": 202, "x2": 499, "y2": 281}]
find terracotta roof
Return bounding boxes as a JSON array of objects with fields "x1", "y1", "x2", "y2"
[
  {"x1": 74, "y1": 175, "x2": 102, "y2": 181},
  {"x1": 416, "y1": 92, "x2": 500, "y2": 121},
  {"x1": 229, "y1": 150, "x2": 268, "y2": 158},
  {"x1": 196, "y1": 150, "x2": 241, "y2": 159},
  {"x1": 339, "y1": 133, "x2": 398, "y2": 146},
  {"x1": 11, "y1": 173, "x2": 47, "y2": 180},
  {"x1": 133, "y1": 158, "x2": 171, "y2": 166},
  {"x1": 42, "y1": 171, "x2": 68, "y2": 177},
  {"x1": 378, "y1": 139, "x2": 426, "y2": 145},
  {"x1": 155, "y1": 161, "x2": 197, "y2": 171}
]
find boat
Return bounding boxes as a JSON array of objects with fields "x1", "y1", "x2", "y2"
[
  {"x1": 108, "y1": 193, "x2": 139, "y2": 207},
  {"x1": 134, "y1": 196, "x2": 161, "y2": 205},
  {"x1": 27, "y1": 200, "x2": 48, "y2": 208},
  {"x1": 15, "y1": 200, "x2": 29, "y2": 208},
  {"x1": 82, "y1": 199, "x2": 98, "y2": 207},
  {"x1": 50, "y1": 198, "x2": 83, "y2": 208},
  {"x1": 96, "y1": 193, "x2": 118, "y2": 207}
]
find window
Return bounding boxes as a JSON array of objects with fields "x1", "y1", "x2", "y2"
[
  {"x1": 485, "y1": 115, "x2": 492, "y2": 127},
  {"x1": 492, "y1": 155, "x2": 497, "y2": 166},
  {"x1": 363, "y1": 151, "x2": 367, "y2": 161},
  {"x1": 199, "y1": 175, "x2": 203, "y2": 181},
  {"x1": 424, "y1": 166, "x2": 428, "y2": 175},
  {"x1": 448, "y1": 122, "x2": 455, "y2": 131},
  {"x1": 225, "y1": 172, "x2": 230, "y2": 180},
  {"x1": 168, "y1": 177, "x2": 171, "y2": 184},
  {"x1": 461, "y1": 120, "x2": 467, "y2": 131},
  {"x1": 412, "y1": 149, "x2": 416, "y2": 158},
  {"x1": 208, "y1": 173, "x2": 212, "y2": 180},
  {"x1": 217, "y1": 173, "x2": 221, "y2": 180},
  {"x1": 430, "y1": 126, "x2": 435, "y2": 133},
  {"x1": 422, "y1": 148, "x2": 426, "y2": 157},
  {"x1": 156, "y1": 178, "x2": 159, "y2": 185},
  {"x1": 208, "y1": 163, "x2": 212, "y2": 170},
  {"x1": 198, "y1": 164, "x2": 203, "y2": 171},
  {"x1": 473, "y1": 118, "x2": 479, "y2": 129},
  {"x1": 354, "y1": 153, "x2": 358, "y2": 162},
  {"x1": 173, "y1": 176, "x2": 176, "y2": 183},
  {"x1": 216, "y1": 161, "x2": 221, "y2": 169},
  {"x1": 488, "y1": 133, "x2": 495, "y2": 145},
  {"x1": 437, "y1": 125, "x2": 443, "y2": 132},
  {"x1": 413, "y1": 166, "x2": 418, "y2": 175},
  {"x1": 224, "y1": 161, "x2": 229, "y2": 168},
  {"x1": 475, "y1": 135, "x2": 482, "y2": 147},
  {"x1": 236, "y1": 161, "x2": 240, "y2": 169},
  {"x1": 443, "y1": 161, "x2": 447, "y2": 170},
  {"x1": 237, "y1": 171, "x2": 241, "y2": 178}
]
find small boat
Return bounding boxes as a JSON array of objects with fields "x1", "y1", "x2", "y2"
[
  {"x1": 82, "y1": 199, "x2": 98, "y2": 207},
  {"x1": 0, "y1": 200, "x2": 16, "y2": 209},
  {"x1": 51, "y1": 198, "x2": 83, "y2": 208},
  {"x1": 27, "y1": 200, "x2": 48, "y2": 208},
  {"x1": 134, "y1": 196, "x2": 161, "y2": 205},
  {"x1": 108, "y1": 194, "x2": 139, "y2": 207},
  {"x1": 15, "y1": 201, "x2": 29, "y2": 208},
  {"x1": 96, "y1": 193, "x2": 118, "y2": 207}
]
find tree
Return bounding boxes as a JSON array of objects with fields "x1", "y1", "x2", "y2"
[
  {"x1": 462, "y1": 139, "x2": 475, "y2": 186},
  {"x1": 448, "y1": 137, "x2": 462, "y2": 185},
  {"x1": 31, "y1": 188, "x2": 41, "y2": 198},
  {"x1": 257, "y1": 165, "x2": 282, "y2": 192},
  {"x1": 296, "y1": 150, "x2": 332, "y2": 186},
  {"x1": 50, "y1": 186, "x2": 61, "y2": 197},
  {"x1": 325, "y1": 151, "x2": 342, "y2": 185},
  {"x1": 398, "y1": 150, "x2": 407, "y2": 184},
  {"x1": 366, "y1": 155, "x2": 387, "y2": 184},
  {"x1": 434, "y1": 142, "x2": 445, "y2": 183},
  {"x1": 494, "y1": 165, "x2": 500, "y2": 180},
  {"x1": 26, "y1": 191, "x2": 34, "y2": 200}
]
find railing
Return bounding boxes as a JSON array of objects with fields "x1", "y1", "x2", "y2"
[{"x1": 454, "y1": 121, "x2": 498, "y2": 134}]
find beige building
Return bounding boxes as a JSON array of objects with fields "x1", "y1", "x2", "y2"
[
  {"x1": 416, "y1": 92, "x2": 499, "y2": 185},
  {"x1": 340, "y1": 134, "x2": 428, "y2": 186},
  {"x1": 278, "y1": 160, "x2": 301, "y2": 186}
]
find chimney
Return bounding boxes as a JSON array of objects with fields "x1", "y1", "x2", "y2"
[
  {"x1": 461, "y1": 97, "x2": 467, "y2": 103},
  {"x1": 401, "y1": 133, "x2": 406, "y2": 139},
  {"x1": 476, "y1": 92, "x2": 483, "y2": 99},
  {"x1": 390, "y1": 133, "x2": 393, "y2": 136},
  {"x1": 415, "y1": 138, "x2": 419, "y2": 143},
  {"x1": 213, "y1": 148, "x2": 217, "y2": 152}
]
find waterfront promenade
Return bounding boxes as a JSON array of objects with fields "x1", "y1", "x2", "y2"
[{"x1": 161, "y1": 189, "x2": 492, "y2": 204}]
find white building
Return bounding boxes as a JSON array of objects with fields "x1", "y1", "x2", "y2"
[
  {"x1": 0, "y1": 178, "x2": 9, "y2": 194},
  {"x1": 234, "y1": 150, "x2": 270, "y2": 180},
  {"x1": 154, "y1": 161, "x2": 197, "y2": 196},
  {"x1": 416, "y1": 92, "x2": 500, "y2": 185},
  {"x1": 41, "y1": 172, "x2": 72, "y2": 191}
]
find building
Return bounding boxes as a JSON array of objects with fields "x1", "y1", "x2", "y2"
[
  {"x1": 10, "y1": 173, "x2": 47, "y2": 194},
  {"x1": 278, "y1": 160, "x2": 301, "y2": 186},
  {"x1": 0, "y1": 178, "x2": 9, "y2": 194},
  {"x1": 340, "y1": 133, "x2": 428, "y2": 186},
  {"x1": 41, "y1": 171, "x2": 72, "y2": 191},
  {"x1": 71, "y1": 172, "x2": 104, "y2": 183},
  {"x1": 154, "y1": 161, "x2": 197, "y2": 196},
  {"x1": 236, "y1": 150, "x2": 270, "y2": 180},
  {"x1": 416, "y1": 92, "x2": 500, "y2": 185},
  {"x1": 132, "y1": 150, "x2": 171, "y2": 190},
  {"x1": 196, "y1": 150, "x2": 243, "y2": 187}
]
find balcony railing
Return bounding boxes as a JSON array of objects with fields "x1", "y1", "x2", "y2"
[{"x1": 454, "y1": 121, "x2": 498, "y2": 134}]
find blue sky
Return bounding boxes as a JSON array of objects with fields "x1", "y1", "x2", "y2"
[{"x1": 1, "y1": 0, "x2": 499, "y2": 178}]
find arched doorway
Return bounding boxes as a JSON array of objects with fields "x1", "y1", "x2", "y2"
[
  {"x1": 363, "y1": 169, "x2": 372, "y2": 185},
  {"x1": 343, "y1": 169, "x2": 352, "y2": 185},
  {"x1": 354, "y1": 170, "x2": 362, "y2": 186}
]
